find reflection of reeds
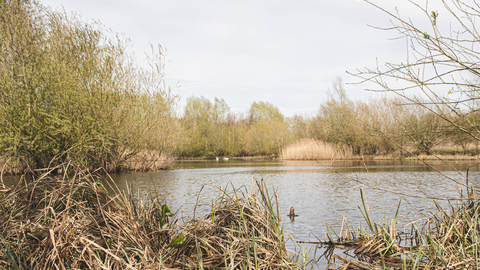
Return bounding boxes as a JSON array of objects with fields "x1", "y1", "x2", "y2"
[
  {"x1": 0, "y1": 162, "x2": 301, "y2": 269},
  {"x1": 323, "y1": 188, "x2": 480, "y2": 269},
  {"x1": 280, "y1": 138, "x2": 352, "y2": 160}
]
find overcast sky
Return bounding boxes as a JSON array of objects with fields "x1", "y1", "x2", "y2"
[{"x1": 39, "y1": 0, "x2": 440, "y2": 116}]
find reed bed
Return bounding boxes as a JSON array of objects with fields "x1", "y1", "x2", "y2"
[
  {"x1": 322, "y1": 188, "x2": 480, "y2": 269},
  {"x1": 124, "y1": 150, "x2": 177, "y2": 171},
  {"x1": 280, "y1": 139, "x2": 352, "y2": 160},
  {"x1": 0, "y1": 163, "x2": 300, "y2": 269}
]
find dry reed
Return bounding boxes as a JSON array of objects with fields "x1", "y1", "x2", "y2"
[
  {"x1": 124, "y1": 150, "x2": 177, "y2": 171},
  {"x1": 0, "y1": 162, "x2": 299, "y2": 269},
  {"x1": 280, "y1": 139, "x2": 352, "y2": 160},
  {"x1": 322, "y1": 188, "x2": 480, "y2": 269}
]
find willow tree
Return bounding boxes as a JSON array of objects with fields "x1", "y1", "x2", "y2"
[
  {"x1": 181, "y1": 96, "x2": 233, "y2": 157},
  {"x1": 0, "y1": 0, "x2": 177, "y2": 171},
  {"x1": 245, "y1": 101, "x2": 290, "y2": 155},
  {"x1": 314, "y1": 78, "x2": 366, "y2": 153},
  {"x1": 351, "y1": 0, "x2": 480, "y2": 153}
]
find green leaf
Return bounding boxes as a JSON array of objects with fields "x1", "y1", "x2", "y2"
[
  {"x1": 162, "y1": 205, "x2": 173, "y2": 217},
  {"x1": 168, "y1": 236, "x2": 186, "y2": 248}
]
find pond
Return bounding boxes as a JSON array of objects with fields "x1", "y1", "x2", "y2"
[{"x1": 111, "y1": 159, "x2": 480, "y2": 268}]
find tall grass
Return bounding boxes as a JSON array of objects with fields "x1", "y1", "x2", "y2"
[
  {"x1": 280, "y1": 138, "x2": 352, "y2": 160},
  {"x1": 0, "y1": 162, "x2": 304, "y2": 269}
]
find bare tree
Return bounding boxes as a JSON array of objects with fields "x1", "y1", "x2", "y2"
[
  {"x1": 351, "y1": 0, "x2": 480, "y2": 146},
  {"x1": 345, "y1": 0, "x2": 480, "y2": 198}
]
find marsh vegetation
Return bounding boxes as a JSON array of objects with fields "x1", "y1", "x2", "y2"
[
  {"x1": 322, "y1": 0, "x2": 480, "y2": 268},
  {"x1": 0, "y1": 162, "x2": 305, "y2": 269},
  {"x1": 321, "y1": 188, "x2": 480, "y2": 269}
]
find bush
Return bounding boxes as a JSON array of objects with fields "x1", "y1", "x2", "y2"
[{"x1": 0, "y1": 0, "x2": 177, "y2": 171}]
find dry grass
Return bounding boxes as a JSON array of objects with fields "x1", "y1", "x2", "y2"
[
  {"x1": 0, "y1": 156, "x2": 29, "y2": 175},
  {"x1": 0, "y1": 162, "x2": 300, "y2": 269},
  {"x1": 321, "y1": 188, "x2": 480, "y2": 269},
  {"x1": 173, "y1": 182, "x2": 295, "y2": 269},
  {"x1": 280, "y1": 139, "x2": 352, "y2": 160},
  {"x1": 124, "y1": 150, "x2": 177, "y2": 171}
]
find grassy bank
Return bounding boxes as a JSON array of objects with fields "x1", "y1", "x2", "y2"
[{"x1": 0, "y1": 162, "x2": 304, "y2": 269}]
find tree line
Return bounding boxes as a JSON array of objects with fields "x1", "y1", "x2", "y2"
[{"x1": 178, "y1": 77, "x2": 479, "y2": 159}]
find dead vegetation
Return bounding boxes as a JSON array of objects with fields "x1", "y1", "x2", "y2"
[
  {"x1": 0, "y1": 162, "x2": 299, "y2": 269},
  {"x1": 320, "y1": 189, "x2": 480, "y2": 269},
  {"x1": 123, "y1": 150, "x2": 177, "y2": 172},
  {"x1": 280, "y1": 138, "x2": 353, "y2": 160}
]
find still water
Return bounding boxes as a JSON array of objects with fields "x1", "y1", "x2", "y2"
[{"x1": 111, "y1": 159, "x2": 480, "y2": 267}]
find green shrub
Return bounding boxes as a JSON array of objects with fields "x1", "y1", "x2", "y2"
[{"x1": 0, "y1": 0, "x2": 177, "y2": 171}]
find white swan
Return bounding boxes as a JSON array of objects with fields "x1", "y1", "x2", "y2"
[{"x1": 223, "y1": 157, "x2": 229, "y2": 161}]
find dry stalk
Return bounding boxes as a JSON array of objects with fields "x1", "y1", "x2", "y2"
[
  {"x1": 280, "y1": 138, "x2": 352, "y2": 160},
  {"x1": 0, "y1": 162, "x2": 299, "y2": 269}
]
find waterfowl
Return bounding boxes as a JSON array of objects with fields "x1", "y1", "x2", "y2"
[
  {"x1": 216, "y1": 157, "x2": 219, "y2": 161},
  {"x1": 223, "y1": 157, "x2": 229, "y2": 161}
]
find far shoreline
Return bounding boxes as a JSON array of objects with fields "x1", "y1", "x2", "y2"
[{"x1": 176, "y1": 153, "x2": 480, "y2": 161}]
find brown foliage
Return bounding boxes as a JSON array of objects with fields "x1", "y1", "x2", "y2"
[
  {"x1": 0, "y1": 162, "x2": 296, "y2": 269},
  {"x1": 280, "y1": 138, "x2": 352, "y2": 160}
]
